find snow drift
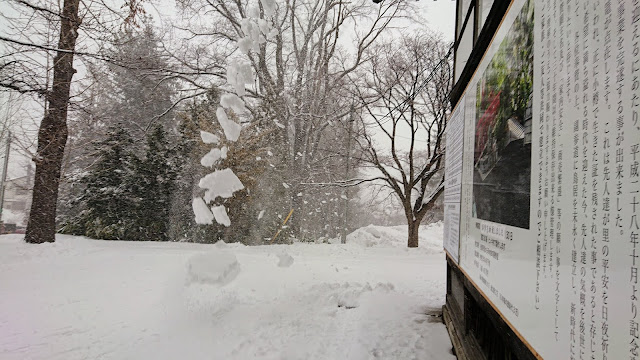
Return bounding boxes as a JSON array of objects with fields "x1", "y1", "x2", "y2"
[{"x1": 186, "y1": 250, "x2": 241, "y2": 286}]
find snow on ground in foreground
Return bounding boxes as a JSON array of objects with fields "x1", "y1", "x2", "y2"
[{"x1": 0, "y1": 223, "x2": 454, "y2": 360}]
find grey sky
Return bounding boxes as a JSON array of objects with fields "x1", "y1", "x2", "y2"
[{"x1": 1, "y1": 0, "x2": 457, "y2": 181}]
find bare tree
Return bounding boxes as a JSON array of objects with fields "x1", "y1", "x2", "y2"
[
  {"x1": 354, "y1": 32, "x2": 452, "y2": 248},
  {"x1": 0, "y1": 0, "x2": 147, "y2": 243},
  {"x1": 178, "y1": 0, "x2": 411, "y2": 238},
  {"x1": 21, "y1": 0, "x2": 81, "y2": 243}
]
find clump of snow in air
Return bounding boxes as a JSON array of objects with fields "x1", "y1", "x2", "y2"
[
  {"x1": 215, "y1": 107, "x2": 242, "y2": 142},
  {"x1": 282, "y1": 182, "x2": 290, "y2": 189},
  {"x1": 276, "y1": 251, "x2": 294, "y2": 267},
  {"x1": 238, "y1": 19, "x2": 264, "y2": 54},
  {"x1": 199, "y1": 168, "x2": 244, "y2": 202},
  {"x1": 200, "y1": 147, "x2": 228, "y2": 167},
  {"x1": 220, "y1": 93, "x2": 247, "y2": 114},
  {"x1": 226, "y1": 61, "x2": 253, "y2": 96},
  {"x1": 192, "y1": 197, "x2": 214, "y2": 225},
  {"x1": 186, "y1": 250, "x2": 240, "y2": 286},
  {"x1": 211, "y1": 205, "x2": 231, "y2": 227},
  {"x1": 260, "y1": 0, "x2": 276, "y2": 17},
  {"x1": 194, "y1": 9, "x2": 265, "y2": 226},
  {"x1": 257, "y1": 209, "x2": 265, "y2": 220},
  {"x1": 200, "y1": 131, "x2": 219, "y2": 144},
  {"x1": 236, "y1": 37, "x2": 252, "y2": 54},
  {"x1": 0, "y1": 223, "x2": 454, "y2": 360}
]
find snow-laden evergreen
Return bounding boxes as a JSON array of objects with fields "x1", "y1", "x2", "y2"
[{"x1": 60, "y1": 125, "x2": 178, "y2": 241}]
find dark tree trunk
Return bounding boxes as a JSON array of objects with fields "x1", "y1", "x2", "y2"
[
  {"x1": 25, "y1": 0, "x2": 81, "y2": 244},
  {"x1": 408, "y1": 220, "x2": 419, "y2": 248}
]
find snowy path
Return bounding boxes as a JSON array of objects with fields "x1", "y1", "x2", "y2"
[{"x1": 0, "y1": 225, "x2": 455, "y2": 360}]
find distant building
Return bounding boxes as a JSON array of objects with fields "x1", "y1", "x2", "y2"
[{"x1": 2, "y1": 165, "x2": 32, "y2": 227}]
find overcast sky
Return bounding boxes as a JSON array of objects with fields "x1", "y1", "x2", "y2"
[
  {"x1": 1, "y1": 0, "x2": 457, "y2": 181},
  {"x1": 418, "y1": 0, "x2": 457, "y2": 41}
]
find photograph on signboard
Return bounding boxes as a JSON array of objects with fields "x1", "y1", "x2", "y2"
[{"x1": 472, "y1": 0, "x2": 533, "y2": 229}]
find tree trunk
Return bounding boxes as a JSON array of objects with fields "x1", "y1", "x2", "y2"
[
  {"x1": 408, "y1": 220, "x2": 419, "y2": 248},
  {"x1": 24, "y1": 0, "x2": 81, "y2": 244},
  {"x1": 341, "y1": 108, "x2": 354, "y2": 244},
  {"x1": 288, "y1": 187, "x2": 303, "y2": 239}
]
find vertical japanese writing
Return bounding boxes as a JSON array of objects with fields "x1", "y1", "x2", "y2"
[
  {"x1": 554, "y1": 0, "x2": 565, "y2": 344},
  {"x1": 629, "y1": 0, "x2": 640, "y2": 358},
  {"x1": 579, "y1": 3, "x2": 590, "y2": 358},
  {"x1": 587, "y1": 1, "x2": 601, "y2": 359},
  {"x1": 568, "y1": 0, "x2": 578, "y2": 358},
  {"x1": 599, "y1": 0, "x2": 612, "y2": 358},
  {"x1": 543, "y1": 0, "x2": 552, "y2": 284},
  {"x1": 536, "y1": 0, "x2": 546, "y2": 312}
]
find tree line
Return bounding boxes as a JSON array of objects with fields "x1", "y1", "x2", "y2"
[{"x1": 1, "y1": 0, "x2": 452, "y2": 247}]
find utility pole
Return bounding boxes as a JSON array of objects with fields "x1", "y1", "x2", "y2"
[
  {"x1": 341, "y1": 107, "x2": 354, "y2": 244},
  {"x1": 0, "y1": 131, "x2": 11, "y2": 230}
]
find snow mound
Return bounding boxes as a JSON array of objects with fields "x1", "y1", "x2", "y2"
[
  {"x1": 336, "y1": 283, "x2": 372, "y2": 309},
  {"x1": 314, "y1": 282, "x2": 397, "y2": 309},
  {"x1": 186, "y1": 250, "x2": 240, "y2": 286},
  {"x1": 345, "y1": 222, "x2": 444, "y2": 252},
  {"x1": 365, "y1": 227, "x2": 381, "y2": 238},
  {"x1": 0, "y1": 234, "x2": 89, "y2": 265},
  {"x1": 276, "y1": 251, "x2": 294, "y2": 267}
]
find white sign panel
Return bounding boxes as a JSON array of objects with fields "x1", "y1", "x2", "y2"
[
  {"x1": 444, "y1": 97, "x2": 465, "y2": 263},
  {"x1": 445, "y1": 0, "x2": 640, "y2": 358}
]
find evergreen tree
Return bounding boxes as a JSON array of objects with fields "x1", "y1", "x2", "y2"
[
  {"x1": 60, "y1": 126, "x2": 137, "y2": 239},
  {"x1": 58, "y1": 20, "x2": 177, "y2": 228},
  {"x1": 131, "y1": 125, "x2": 176, "y2": 241}
]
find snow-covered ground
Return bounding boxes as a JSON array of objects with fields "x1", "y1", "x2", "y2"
[{"x1": 0, "y1": 222, "x2": 455, "y2": 360}]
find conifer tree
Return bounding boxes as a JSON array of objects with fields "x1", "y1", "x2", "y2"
[
  {"x1": 61, "y1": 126, "x2": 137, "y2": 239},
  {"x1": 131, "y1": 125, "x2": 176, "y2": 241}
]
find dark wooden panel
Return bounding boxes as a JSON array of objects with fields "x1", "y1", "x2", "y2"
[{"x1": 450, "y1": 0, "x2": 512, "y2": 107}]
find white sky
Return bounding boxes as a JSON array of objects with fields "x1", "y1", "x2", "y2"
[{"x1": 418, "y1": 0, "x2": 457, "y2": 41}]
